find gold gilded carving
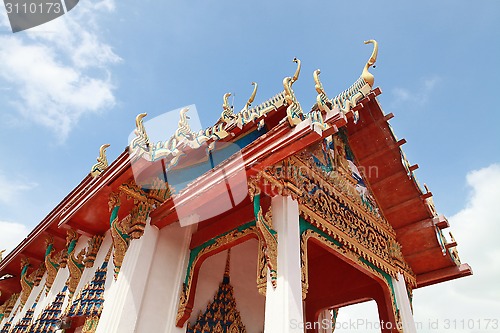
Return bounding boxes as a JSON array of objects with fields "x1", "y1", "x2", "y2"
[
  {"x1": 0, "y1": 249, "x2": 5, "y2": 262},
  {"x1": 255, "y1": 204, "x2": 277, "y2": 294},
  {"x1": 283, "y1": 78, "x2": 303, "y2": 127},
  {"x1": 313, "y1": 69, "x2": 333, "y2": 114},
  {"x1": 82, "y1": 315, "x2": 100, "y2": 333},
  {"x1": 66, "y1": 230, "x2": 85, "y2": 296},
  {"x1": 300, "y1": 232, "x2": 309, "y2": 300},
  {"x1": 19, "y1": 258, "x2": 33, "y2": 306},
  {"x1": 221, "y1": 92, "x2": 234, "y2": 123},
  {"x1": 84, "y1": 235, "x2": 104, "y2": 268},
  {"x1": 44, "y1": 236, "x2": 62, "y2": 292},
  {"x1": 264, "y1": 150, "x2": 416, "y2": 286},
  {"x1": 108, "y1": 192, "x2": 130, "y2": 279},
  {"x1": 301, "y1": 229, "x2": 402, "y2": 331},
  {"x1": 176, "y1": 226, "x2": 256, "y2": 327},
  {"x1": 118, "y1": 178, "x2": 169, "y2": 239},
  {"x1": 0, "y1": 293, "x2": 19, "y2": 319},
  {"x1": 60, "y1": 229, "x2": 79, "y2": 269},
  {"x1": 283, "y1": 58, "x2": 303, "y2": 127},
  {"x1": 361, "y1": 39, "x2": 378, "y2": 87},
  {"x1": 90, "y1": 144, "x2": 110, "y2": 178},
  {"x1": 130, "y1": 113, "x2": 150, "y2": 159},
  {"x1": 27, "y1": 263, "x2": 46, "y2": 287}
]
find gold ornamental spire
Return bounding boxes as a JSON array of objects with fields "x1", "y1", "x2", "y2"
[
  {"x1": 292, "y1": 57, "x2": 301, "y2": 83},
  {"x1": 361, "y1": 39, "x2": 378, "y2": 87},
  {"x1": 245, "y1": 82, "x2": 258, "y2": 109},
  {"x1": 221, "y1": 92, "x2": 233, "y2": 121},
  {"x1": 90, "y1": 144, "x2": 110, "y2": 178}
]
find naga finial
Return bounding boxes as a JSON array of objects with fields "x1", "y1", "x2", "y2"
[
  {"x1": 313, "y1": 69, "x2": 332, "y2": 114},
  {"x1": 90, "y1": 144, "x2": 110, "y2": 178},
  {"x1": 362, "y1": 39, "x2": 378, "y2": 87},
  {"x1": 175, "y1": 107, "x2": 194, "y2": 141},
  {"x1": 130, "y1": 113, "x2": 150, "y2": 157},
  {"x1": 221, "y1": 93, "x2": 234, "y2": 121},
  {"x1": 292, "y1": 57, "x2": 301, "y2": 83},
  {"x1": 245, "y1": 82, "x2": 258, "y2": 109},
  {"x1": 313, "y1": 69, "x2": 326, "y2": 95}
]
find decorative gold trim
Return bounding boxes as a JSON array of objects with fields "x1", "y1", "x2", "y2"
[
  {"x1": 256, "y1": 204, "x2": 277, "y2": 293},
  {"x1": 261, "y1": 142, "x2": 416, "y2": 286},
  {"x1": 90, "y1": 144, "x2": 110, "y2": 178},
  {"x1": 176, "y1": 225, "x2": 257, "y2": 327},
  {"x1": 44, "y1": 237, "x2": 61, "y2": 293},
  {"x1": 66, "y1": 231, "x2": 85, "y2": 297},
  {"x1": 301, "y1": 229, "x2": 402, "y2": 331},
  {"x1": 0, "y1": 293, "x2": 19, "y2": 319},
  {"x1": 82, "y1": 315, "x2": 100, "y2": 333},
  {"x1": 19, "y1": 258, "x2": 33, "y2": 307},
  {"x1": 84, "y1": 235, "x2": 104, "y2": 268}
]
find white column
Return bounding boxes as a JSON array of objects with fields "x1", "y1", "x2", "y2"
[
  {"x1": 264, "y1": 195, "x2": 304, "y2": 333},
  {"x1": 317, "y1": 310, "x2": 333, "y2": 333},
  {"x1": 95, "y1": 221, "x2": 159, "y2": 333},
  {"x1": 392, "y1": 273, "x2": 417, "y2": 333},
  {"x1": 133, "y1": 223, "x2": 194, "y2": 333}
]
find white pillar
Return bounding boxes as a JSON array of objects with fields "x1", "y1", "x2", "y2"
[
  {"x1": 317, "y1": 310, "x2": 333, "y2": 333},
  {"x1": 392, "y1": 273, "x2": 417, "y2": 333},
  {"x1": 133, "y1": 223, "x2": 194, "y2": 333},
  {"x1": 95, "y1": 221, "x2": 159, "y2": 333},
  {"x1": 264, "y1": 195, "x2": 304, "y2": 333}
]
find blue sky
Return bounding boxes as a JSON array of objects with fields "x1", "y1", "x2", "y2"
[{"x1": 0, "y1": 0, "x2": 499, "y2": 331}]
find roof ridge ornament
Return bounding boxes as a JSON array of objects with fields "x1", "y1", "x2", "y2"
[
  {"x1": 130, "y1": 113, "x2": 150, "y2": 159},
  {"x1": 284, "y1": 57, "x2": 304, "y2": 126},
  {"x1": 90, "y1": 144, "x2": 110, "y2": 178},
  {"x1": 292, "y1": 57, "x2": 301, "y2": 83},
  {"x1": 220, "y1": 92, "x2": 234, "y2": 122},
  {"x1": 313, "y1": 69, "x2": 333, "y2": 114},
  {"x1": 244, "y1": 82, "x2": 258, "y2": 111},
  {"x1": 362, "y1": 39, "x2": 378, "y2": 87}
]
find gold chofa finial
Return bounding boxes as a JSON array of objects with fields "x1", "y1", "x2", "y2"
[
  {"x1": 221, "y1": 93, "x2": 233, "y2": 121},
  {"x1": 362, "y1": 39, "x2": 378, "y2": 87},
  {"x1": 292, "y1": 57, "x2": 301, "y2": 83},
  {"x1": 245, "y1": 82, "x2": 258, "y2": 109},
  {"x1": 313, "y1": 69, "x2": 326, "y2": 95},
  {"x1": 90, "y1": 144, "x2": 110, "y2": 178},
  {"x1": 130, "y1": 113, "x2": 150, "y2": 157}
]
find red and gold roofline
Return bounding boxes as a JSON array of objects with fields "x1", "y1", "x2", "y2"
[{"x1": 0, "y1": 40, "x2": 471, "y2": 306}]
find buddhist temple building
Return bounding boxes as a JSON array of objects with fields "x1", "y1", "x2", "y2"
[{"x1": 0, "y1": 40, "x2": 472, "y2": 333}]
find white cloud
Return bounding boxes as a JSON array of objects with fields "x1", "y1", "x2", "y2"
[
  {"x1": 333, "y1": 164, "x2": 500, "y2": 333},
  {"x1": 0, "y1": 220, "x2": 29, "y2": 258},
  {"x1": 0, "y1": 0, "x2": 121, "y2": 140},
  {"x1": 413, "y1": 163, "x2": 500, "y2": 332},
  {"x1": 391, "y1": 76, "x2": 440, "y2": 108},
  {"x1": 0, "y1": 171, "x2": 37, "y2": 204}
]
